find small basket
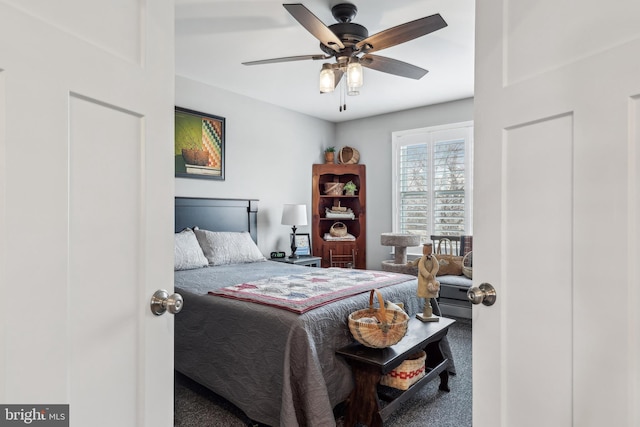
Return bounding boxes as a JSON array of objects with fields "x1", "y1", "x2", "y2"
[
  {"x1": 348, "y1": 289, "x2": 409, "y2": 348},
  {"x1": 181, "y1": 148, "x2": 210, "y2": 166},
  {"x1": 338, "y1": 146, "x2": 360, "y2": 164},
  {"x1": 329, "y1": 222, "x2": 348, "y2": 237},
  {"x1": 380, "y1": 350, "x2": 427, "y2": 390},
  {"x1": 324, "y1": 182, "x2": 345, "y2": 195},
  {"x1": 331, "y1": 201, "x2": 347, "y2": 212},
  {"x1": 462, "y1": 251, "x2": 473, "y2": 279}
]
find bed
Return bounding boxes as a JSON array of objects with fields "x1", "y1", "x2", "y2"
[{"x1": 173, "y1": 197, "x2": 454, "y2": 427}]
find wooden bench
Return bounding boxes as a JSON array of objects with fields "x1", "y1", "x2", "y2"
[{"x1": 337, "y1": 316, "x2": 455, "y2": 427}]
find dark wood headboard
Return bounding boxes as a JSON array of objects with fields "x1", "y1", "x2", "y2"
[{"x1": 175, "y1": 197, "x2": 259, "y2": 243}]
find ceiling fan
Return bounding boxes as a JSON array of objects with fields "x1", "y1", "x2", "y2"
[{"x1": 242, "y1": 3, "x2": 447, "y2": 96}]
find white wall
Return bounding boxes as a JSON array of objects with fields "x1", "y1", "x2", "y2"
[
  {"x1": 175, "y1": 75, "x2": 336, "y2": 254},
  {"x1": 176, "y1": 76, "x2": 473, "y2": 269},
  {"x1": 335, "y1": 98, "x2": 474, "y2": 269}
]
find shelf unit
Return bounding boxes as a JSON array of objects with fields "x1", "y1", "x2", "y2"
[{"x1": 312, "y1": 163, "x2": 366, "y2": 269}]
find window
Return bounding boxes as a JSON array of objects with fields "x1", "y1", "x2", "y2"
[{"x1": 392, "y1": 121, "x2": 473, "y2": 255}]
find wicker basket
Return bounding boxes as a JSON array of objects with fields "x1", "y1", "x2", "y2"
[
  {"x1": 462, "y1": 251, "x2": 473, "y2": 279},
  {"x1": 181, "y1": 148, "x2": 209, "y2": 166},
  {"x1": 329, "y1": 222, "x2": 348, "y2": 237},
  {"x1": 380, "y1": 350, "x2": 427, "y2": 390},
  {"x1": 324, "y1": 182, "x2": 345, "y2": 195},
  {"x1": 348, "y1": 289, "x2": 409, "y2": 348},
  {"x1": 338, "y1": 146, "x2": 360, "y2": 164}
]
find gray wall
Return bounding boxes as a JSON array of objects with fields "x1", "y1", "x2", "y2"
[
  {"x1": 335, "y1": 98, "x2": 474, "y2": 269},
  {"x1": 176, "y1": 75, "x2": 473, "y2": 270},
  {"x1": 175, "y1": 76, "x2": 335, "y2": 254}
]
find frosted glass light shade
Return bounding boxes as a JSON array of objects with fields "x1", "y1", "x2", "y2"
[
  {"x1": 319, "y1": 65, "x2": 335, "y2": 93},
  {"x1": 346, "y1": 61, "x2": 363, "y2": 94}
]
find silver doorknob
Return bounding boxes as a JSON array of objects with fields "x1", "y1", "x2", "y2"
[
  {"x1": 150, "y1": 290, "x2": 183, "y2": 315},
  {"x1": 467, "y1": 283, "x2": 497, "y2": 306}
]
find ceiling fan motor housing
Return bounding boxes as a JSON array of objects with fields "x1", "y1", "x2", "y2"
[{"x1": 320, "y1": 23, "x2": 368, "y2": 55}]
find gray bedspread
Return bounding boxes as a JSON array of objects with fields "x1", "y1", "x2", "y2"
[{"x1": 174, "y1": 260, "x2": 454, "y2": 427}]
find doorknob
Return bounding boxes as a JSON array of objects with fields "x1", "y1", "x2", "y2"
[
  {"x1": 467, "y1": 283, "x2": 497, "y2": 306},
  {"x1": 150, "y1": 290, "x2": 184, "y2": 315}
]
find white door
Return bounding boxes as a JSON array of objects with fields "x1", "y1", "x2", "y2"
[
  {"x1": 474, "y1": 1, "x2": 640, "y2": 426},
  {"x1": 0, "y1": 2, "x2": 175, "y2": 426}
]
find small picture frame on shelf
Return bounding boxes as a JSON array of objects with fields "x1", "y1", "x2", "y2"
[{"x1": 292, "y1": 233, "x2": 311, "y2": 256}]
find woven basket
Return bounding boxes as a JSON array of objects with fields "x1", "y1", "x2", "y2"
[
  {"x1": 329, "y1": 222, "x2": 348, "y2": 237},
  {"x1": 462, "y1": 251, "x2": 473, "y2": 279},
  {"x1": 338, "y1": 146, "x2": 360, "y2": 164},
  {"x1": 181, "y1": 148, "x2": 209, "y2": 166},
  {"x1": 380, "y1": 350, "x2": 427, "y2": 390},
  {"x1": 348, "y1": 289, "x2": 409, "y2": 348},
  {"x1": 324, "y1": 182, "x2": 345, "y2": 195}
]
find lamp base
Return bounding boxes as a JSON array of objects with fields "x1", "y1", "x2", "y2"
[
  {"x1": 289, "y1": 225, "x2": 298, "y2": 259},
  {"x1": 416, "y1": 313, "x2": 440, "y2": 322}
]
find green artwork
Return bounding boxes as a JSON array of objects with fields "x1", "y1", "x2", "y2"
[{"x1": 174, "y1": 107, "x2": 225, "y2": 180}]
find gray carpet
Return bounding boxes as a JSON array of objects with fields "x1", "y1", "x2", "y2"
[{"x1": 174, "y1": 317, "x2": 471, "y2": 426}]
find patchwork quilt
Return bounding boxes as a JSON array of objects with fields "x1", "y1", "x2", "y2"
[{"x1": 208, "y1": 268, "x2": 414, "y2": 314}]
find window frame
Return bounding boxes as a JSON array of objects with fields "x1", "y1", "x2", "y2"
[{"x1": 391, "y1": 121, "x2": 474, "y2": 257}]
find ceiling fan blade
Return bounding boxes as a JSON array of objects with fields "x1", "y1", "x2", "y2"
[
  {"x1": 283, "y1": 4, "x2": 345, "y2": 52},
  {"x1": 242, "y1": 54, "x2": 329, "y2": 66},
  {"x1": 360, "y1": 54, "x2": 428, "y2": 80},
  {"x1": 356, "y1": 13, "x2": 447, "y2": 54}
]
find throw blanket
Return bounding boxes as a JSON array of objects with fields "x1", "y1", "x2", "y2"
[{"x1": 208, "y1": 268, "x2": 414, "y2": 314}]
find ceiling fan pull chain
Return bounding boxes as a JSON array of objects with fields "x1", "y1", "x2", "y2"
[{"x1": 340, "y1": 78, "x2": 347, "y2": 112}]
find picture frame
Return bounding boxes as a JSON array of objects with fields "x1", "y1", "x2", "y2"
[
  {"x1": 292, "y1": 233, "x2": 311, "y2": 256},
  {"x1": 175, "y1": 106, "x2": 225, "y2": 180}
]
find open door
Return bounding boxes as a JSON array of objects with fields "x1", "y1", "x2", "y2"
[
  {"x1": 473, "y1": 1, "x2": 640, "y2": 426},
  {"x1": 0, "y1": 2, "x2": 175, "y2": 426}
]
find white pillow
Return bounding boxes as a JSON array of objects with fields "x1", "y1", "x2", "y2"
[
  {"x1": 194, "y1": 229, "x2": 265, "y2": 266},
  {"x1": 174, "y1": 228, "x2": 209, "y2": 271}
]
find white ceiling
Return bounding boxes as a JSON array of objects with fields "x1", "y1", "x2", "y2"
[{"x1": 175, "y1": 0, "x2": 475, "y2": 123}]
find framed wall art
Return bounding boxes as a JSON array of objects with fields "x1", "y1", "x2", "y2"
[{"x1": 175, "y1": 106, "x2": 225, "y2": 180}]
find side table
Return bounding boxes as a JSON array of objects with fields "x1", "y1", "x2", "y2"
[
  {"x1": 270, "y1": 255, "x2": 322, "y2": 267},
  {"x1": 337, "y1": 316, "x2": 455, "y2": 427}
]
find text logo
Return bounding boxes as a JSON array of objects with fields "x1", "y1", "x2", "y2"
[{"x1": 0, "y1": 405, "x2": 68, "y2": 426}]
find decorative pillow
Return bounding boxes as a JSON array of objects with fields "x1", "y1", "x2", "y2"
[
  {"x1": 174, "y1": 228, "x2": 209, "y2": 271},
  {"x1": 193, "y1": 229, "x2": 265, "y2": 266}
]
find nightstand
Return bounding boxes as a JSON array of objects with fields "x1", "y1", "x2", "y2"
[{"x1": 270, "y1": 255, "x2": 322, "y2": 267}]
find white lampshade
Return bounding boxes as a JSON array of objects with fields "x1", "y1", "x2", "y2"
[
  {"x1": 319, "y1": 64, "x2": 335, "y2": 93},
  {"x1": 281, "y1": 204, "x2": 308, "y2": 226}
]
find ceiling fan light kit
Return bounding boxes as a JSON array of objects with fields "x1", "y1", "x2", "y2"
[
  {"x1": 243, "y1": 3, "x2": 447, "y2": 110},
  {"x1": 346, "y1": 60, "x2": 363, "y2": 95},
  {"x1": 319, "y1": 63, "x2": 336, "y2": 93}
]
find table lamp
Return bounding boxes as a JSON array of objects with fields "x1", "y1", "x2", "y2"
[{"x1": 281, "y1": 204, "x2": 308, "y2": 258}]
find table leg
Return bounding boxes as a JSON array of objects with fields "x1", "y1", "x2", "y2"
[
  {"x1": 344, "y1": 362, "x2": 384, "y2": 427},
  {"x1": 425, "y1": 340, "x2": 450, "y2": 392}
]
